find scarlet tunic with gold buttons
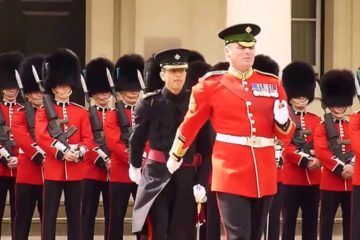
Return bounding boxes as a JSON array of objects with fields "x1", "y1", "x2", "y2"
[
  {"x1": 35, "y1": 102, "x2": 93, "y2": 181},
  {"x1": 104, "y1": 107, "x2": 132, "y2": 183},
  {"x1": 283, "y1": 111, "x2": 321, "y2": 186},
  {"x1": 83, "y1": 107, "x2": 109, "y2": 181},
  {"x1": 0, "y1": 102, "x2": 22, "y2": 177},
  {"x1": 350, "y1": 113, "x2": 360, "y2": 185},
  {"x1": 12, "y1": 107, "x2": 43, "y2": 185},
  {"x1": 314, "y1": 120, "x2": 353, "y2": 191},
  {"x1": 172, "y1": 69, "x2": 294, "y2": 198}
]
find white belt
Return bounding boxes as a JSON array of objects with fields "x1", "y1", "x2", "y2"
[{"x1": 216, "y1": 133, "x2": 275, "y2": 148}]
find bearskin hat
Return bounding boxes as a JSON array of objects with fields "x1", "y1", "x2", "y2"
[
  {"x1": 114, "y1": 54, "x2": 144, "y2": 92},
  {"x1": 282, "y1": 61, "x2": 316, "y2": 103},
  {"x1": 19, "y1": 54, "x2": 46, "y2": 94},
  {"x1": 144, "y1": 55, "x2": 164, "y2": 92},
  {"x1": 253, "y1": 54, "x2": 279, "y2": 76},
  {"x1": 85, "y1": 58, "x2": 113, "y2": 96},
  {"x1": 211, "y1": 61, "x2": 229, "y2": 71},
  {"x1": 188, "y1": 50, "x2": 206, "y2": 63},
  {"x1": 320, "y1": 69, "x2": 355, "y2": 107},
  {"x1": 0, "y1": 51, "x2": 24, "y2": 89},
  {"x1": 185, "y1": 61, "x2": 211, "y2": 90},
  {"x1": 43, "y1": 48, "x2": 81, "y2": 93}
]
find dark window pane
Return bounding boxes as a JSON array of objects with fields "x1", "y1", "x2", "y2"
[
  {"x1": 292, "y1": 0, "x2": 316, "y2": 18},
  {"x1": 291, "y1": 21, "x2": 316, "y2": 64}
]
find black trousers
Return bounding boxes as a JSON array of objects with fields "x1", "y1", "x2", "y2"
[
  {"x1": 199, "y1": 188, "x2": 221, "y2": 240},
  {"x1": 0, "y1": 176, "x2": 15, "y2": 237},
  {"x1": 282, "y1": 185, "x2": 319, "y2": 240},
  {"x1": 148, "y1": 167, "x2": 197, "y2": 240},
  {"x1": 320, "y1": 190, "x2": 351, "y2": 240},
  {"x1": 264, "y1": 183, "x2": 283, "y2": 240},
  {"x1": 42, "y1": 180, "x2": 82, "y2": 240},
  {"x1": 217, "y1": 192, "x2": 273, "y2": 240},
  {"x1": 108, "y1": 182, "x2": 138, "y2": 240},
  {"x1": 13, "y1": 183, "x2": 43, "y2": 240},
  {"x1": 82, "y1": 179, "x2": 109, "y2": 240},
  {"x1": 351, "y1": 186, "x2": 360, "y2": 240}
]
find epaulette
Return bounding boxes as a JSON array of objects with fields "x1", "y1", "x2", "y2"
[
  {"x1": 200, "y1": 70, "x2": 227, "y2": 80},
  {"x1": 254, "y1": 69, "x2": 279, "y2": 79},
  {"x1": 143, "y1": 89, "x2": 161, "y2": 99},
  {"x1": 70, "y1": 102, "x2": 86, "y2": 109}
]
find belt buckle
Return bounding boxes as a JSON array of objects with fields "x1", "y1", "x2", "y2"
[{"x1": 248, "y1": 136, "x2": 260, "y2": 146}]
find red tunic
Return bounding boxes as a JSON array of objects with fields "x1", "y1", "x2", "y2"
[
  {"x1": 83, "y1": 108, "x2": 108, "y2": 182},
  {"x1": 104, "y1": 108, "x2": 132, "y2": 183},
  {"x1": 349, "y1": 113, "x2": 360, "y2": 186},
  {"x1": 35, "y1": 102, "x2": 93, "y2": 181},
  {"x1": 283, "y1": 112, "x2": 321, "y2": 186},
  {"x1": 174, "y1": 70, "x2": 294, "y2": 198},
  {"x1": 0, "y1": 102, "x2": 22, "y2": 177},
  {"x1": 314, "y1": 120, "x2": 352, "y2": 191},
  {"x1": 12, "y1": 107, "x2": 43, "y2": 185}
]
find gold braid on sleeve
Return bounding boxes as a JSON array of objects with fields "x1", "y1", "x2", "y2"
[{"x1": 169, "y1": 130, "x2": 188, "y2": 161}]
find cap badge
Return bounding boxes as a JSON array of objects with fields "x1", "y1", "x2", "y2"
[
  {"x1": 174, "y1": 54, "x2": 181, "y2": 60},
  {"x1": 245, "y1": 26, "x2": 252, "y2": 33}
]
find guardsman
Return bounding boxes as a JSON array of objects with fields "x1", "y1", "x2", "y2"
[
  {"x1": 129, "y1": 48, "x2": 212, "y2": 240},
  {"x1": 281, "y1": 62, "x2": 321, "y2": 240},
  {"x1": 104, "y1": 54, "x2": 144, "y2": 240},
  {"x1": 35, "y1": 48, "x2": 93, "y2": 240},
  {"x1": 144, "y1": 55, "x2": 164, "y2": 93},
  {"x1": 349, "y1": 68, "x2": 360, "y2": 240},
  {"x1": 12, "y1": 54, "x2": 46, "y2": 240},
  {"x1": 0, "y1": 51, "x2": 24, "y2": 237},
  {"x1": 167, "y1": 24, "x2": 295, "y2": 240},
  {"x1": 82, "y1": 57, "x2": 113, "y2": 240},
  {"x1": 314, "y1": 69, "x2": 355, "y2": 240},
  {"x1": 252, "y1": 54, "x2": 283, "y2": 240}
]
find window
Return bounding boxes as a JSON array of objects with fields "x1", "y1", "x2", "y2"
[{"x1": 291, "y1": 0, "x2": 321, "y2": 73}]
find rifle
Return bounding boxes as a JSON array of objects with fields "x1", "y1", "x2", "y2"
[
  {"x1": 32, "y1": 65, "x2": 77, "y2": 158},
  {"x1": 289, "y1": 107, "x2": 313, "y2": 155},
  {"x1": 15, "y1": 70, "x2": 36, "y2": 140},
  {"x1": 106, "y1": 68, "x2": 132, "y2": 146},
  {"x1": 80, "y1": 74, "x2": 110, "y2": 168},
  {"x1": 0, "y1": 105, "x2": 15, "y2": 165},
  {"x1": 324, "y1": 112, "x2": 353, "y2": 163}
]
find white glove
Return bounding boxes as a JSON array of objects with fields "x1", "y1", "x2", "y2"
[
  {"x1": 7, "y1": 156, "x2": 18, "y2": 169},
  {"x1": 129, "y1": 164, "x2": 141, "y2": 185},
  {"x1": 193, "y1": 184, "x2": 207, "y2": 203},
  {"x1": 166, "y1": 157, "x2": 183, "y2": 174},
  {"x1": 295, "y1": 150, "x2": 311, "y2": 159},
  {"x1": 273, "y1": 99, "x2": 289, "y2": 125}
]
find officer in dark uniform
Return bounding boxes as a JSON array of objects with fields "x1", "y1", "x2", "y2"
[
  {"x1": 12, "y1": 54, "x2": 45, "y2": 240},
  {"x1": 82, "y1": 57, "x2": 113, "y2": 240},
  {"x1": 0, "y1": 51, "x2": 24, "y2": 237},
  {"x1": 129, "y1": 48, "x2": 212, "y2": 240}
]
